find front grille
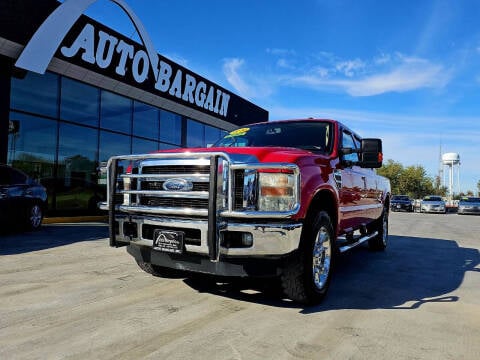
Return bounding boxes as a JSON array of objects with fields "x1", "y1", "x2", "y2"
[
  {"x1": 234, "y1": 170, "x2": 244, "y2": 210},
  {"x1": 141, "y1": 181, "x2": 209, "y2": 192},
  {"x1": 140, "y1": 196, "x2": 208, "y2": 209},
  {"x1": 113, "y1": 158, "x2": 218, "y2": 218},
  {"x1": 142, "y1": 165, "x2": 210, "y2": 175}
]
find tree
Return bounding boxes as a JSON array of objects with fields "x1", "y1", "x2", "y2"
[
  {"x1": 477, "y1": 180, "x2": 480, "y2": 197},
  {"x1": 377, "y1": 159, "x2": 443, "y2": 199}
]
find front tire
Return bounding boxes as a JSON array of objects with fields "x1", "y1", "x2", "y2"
[{"x1": 281, "y1": 211, "x2": 335, "y2": 304}]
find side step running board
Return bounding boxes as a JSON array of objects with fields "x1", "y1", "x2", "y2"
[{"x1": 338, "y1": 231, "x2": 378, "y2": 253}]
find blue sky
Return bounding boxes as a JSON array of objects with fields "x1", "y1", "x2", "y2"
[{"x1": 83, "y1": 0, "x2": 480, "y2": 193}]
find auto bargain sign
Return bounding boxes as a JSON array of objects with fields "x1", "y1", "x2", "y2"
[{"x1": 15, "y1": 0, "x2": 231, "y2": 119}]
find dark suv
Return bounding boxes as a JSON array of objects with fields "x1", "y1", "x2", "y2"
[
  {"x1": 0, "y1": 164, "x2": 48, "y2": 230},
  {"x1": 390, "y1": 195, "x2": 414, "y2": 212}
]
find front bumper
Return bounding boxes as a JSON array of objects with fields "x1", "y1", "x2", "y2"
[
  {"x1": 127, "y1": 243, "x2": 292, "y2": 277},
  {"x1": 458, "y1": 207, "x2": 480, "y2": 215},
  {"x1": 112, "y1": 214, "x2": 302, "y2": 275},
  {"x1": 391, "y1": 203, "x2": 412, "y2": 211},
  {"x1": 421, "y1": 206, "x2": 446, "y2": 213}
]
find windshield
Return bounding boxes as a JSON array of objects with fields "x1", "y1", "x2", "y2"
[
  {"x1": 393, "y1": 196, "x2": 410, "y2": 201},
  {"x1": 423, "y1": 196, "x2": 443, "y2": 201},
  {"x1": 461, "y1": 197, "x2": 480, "y2": 203},
  {"x1": 214, "y1": 121, "x2": 332, "y2": 153}
]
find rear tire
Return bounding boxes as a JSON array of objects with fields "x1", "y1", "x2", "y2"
[
  {"x1": 26, "y1": 203, "x2": 43, "y2": 230},
  {"x1": 368, "y1": 209, "x2": 388, "y2": 251},
  {"x1": 281, "y1": 211, "x2": 335, "y2": 304}
]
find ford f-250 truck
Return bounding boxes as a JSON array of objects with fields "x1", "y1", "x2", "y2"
[{"x1": 100, "y1": 119, "x2": 391, "y2": 304}]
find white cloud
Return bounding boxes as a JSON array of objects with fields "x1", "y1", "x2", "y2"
[
  {"x1": 223, "y1": 58, "x2": 250, "y2": 95},
  {"x1": 222, "y1": 58, "x2": 274, "y2": 100},
  {"x1": 276, "y1": 58, "x2": 295, "y2": 69},
  {"x1": 290, "y1": 55, "x2": 451, "y2": 96},
  {"x1": 374, "y1": 53, "x2": 391, "y2": 65},
  {"x1": 335, "y1": 59, "x2": 366, "y2": 77}
]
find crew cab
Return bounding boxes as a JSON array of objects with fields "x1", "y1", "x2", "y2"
[{"x1": 100, "y1": 119, "x2": 391, "y2": 304}]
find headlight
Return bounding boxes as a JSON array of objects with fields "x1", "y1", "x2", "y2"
[{"x1": 258, "y1": 172, "x2": 297, "y2": 211}]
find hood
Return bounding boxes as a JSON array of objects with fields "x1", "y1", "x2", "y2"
[
  {"x1": 157, "y1": 146, "x2": 329, "y2": 164},
  {"x1": 392, "y1": 198, "x2": 411, "y2": 203},
  {"x1": 422, "y1": 200, "x2": 445, "y2": 205}
]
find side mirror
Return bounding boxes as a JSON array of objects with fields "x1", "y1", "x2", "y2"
[{"x1": 359, "y1": 138, "x2": 383, "y2": 168}]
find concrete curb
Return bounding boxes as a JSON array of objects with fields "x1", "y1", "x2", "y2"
[{"x1": 43, "y1": 216, "x2": 108, "y2": 224}]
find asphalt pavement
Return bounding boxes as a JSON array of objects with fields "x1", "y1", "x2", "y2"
[{"x1": 0, "y1": 213, "x2": 479, "y2": 359}]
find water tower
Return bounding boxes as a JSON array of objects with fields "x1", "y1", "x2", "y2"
[{"x1": 442, "y1": 152, "x2": 460, "y2": 200}]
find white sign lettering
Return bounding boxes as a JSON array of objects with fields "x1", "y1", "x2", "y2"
[{"x1": 60, "y1": 23, "x2": 230, "y2": 117}]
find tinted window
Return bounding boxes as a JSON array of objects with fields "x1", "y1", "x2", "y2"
[
  {"x1": 100, "y1": 91, "x2": 132, "y2": 133},
  {"x1": 160, "y1": 110, "x2": 182, "y2": 145},
  {"x1": 58, "y1": 123, "x2": 98, "y2": 178},
  {"x1": 8, "y1": 112, "x2": 57, "y2": 168},
  {"x1": 205, "y1": 125, "x2": 222, "y2": 146},
  {"x1": 159, "y1": 143, "x2": 180, "y2": 150},
  {"x1": 11, "y1": 71, "x2": 59, "y2": 118},
  {"x1": 342, "y1": 131, "x2": 359, "y2": 162},
  {"x1": 61, "y1": 77, "x2": 99, "y2": 126},
  {"x1": 133, "y1": 138, "x2": 158, "y2": 153},
  {"x1": 187, "y1": 119, "x2": 204, "y2": 147},
  {"x1": 99, "y1": 131, "x2": 131, "y2": 162},
  {"x1": 215, "y1": 122, "x2": 332, "y2": 152},
  {"x1": 133, "y1": 101, "x2": 159, "y2": 140}
]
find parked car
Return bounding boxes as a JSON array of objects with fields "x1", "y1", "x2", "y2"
[
  {"x1": 457, "y1": 197, "x2": 480, "y2": 215},
  {"x1": 390, "y1": 195, "x2": 414, "y2": 212},
  {"x1": 420, "y1": 195, "x2": 446, "y2": 214},
  {"x1": 0, "y1": 164, "x2": 48, "y2": 230}
]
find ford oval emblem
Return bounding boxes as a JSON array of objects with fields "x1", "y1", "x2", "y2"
[{"x1": 163, "y1": 178, "x2": 193, "y2": 191}]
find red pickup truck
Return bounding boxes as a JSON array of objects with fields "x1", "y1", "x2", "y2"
[{"x1": 101, "y1": 119, "x2": 391, "y2": 304}]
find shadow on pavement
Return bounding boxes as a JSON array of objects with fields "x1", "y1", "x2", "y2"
[
  {"x1": 0, "y1": 223, "x2": 108, "y2": 255},
  {"x1": 183, "y1": 235, "x2": 480, "y2": 312}
]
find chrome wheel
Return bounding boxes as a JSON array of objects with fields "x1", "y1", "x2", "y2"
[
  {"x1": 29, "y1": 204, "x2": 43, "y2": 229},
  {"x1": 312, "y1": 226, "x2": 332, "y2": 290}
]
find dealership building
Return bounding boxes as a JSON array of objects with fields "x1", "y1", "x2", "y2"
[{"x1": 0, "y1": 0, "x2": 268, "y2": 216}]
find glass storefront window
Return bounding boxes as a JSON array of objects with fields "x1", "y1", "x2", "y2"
[
  {"x1": 159, "y1": 143, "x2": 180, "y2": 150},
  {"x1": 186, "y1": 118, "x2": 205, "y2": 147},
  {"x1": 205, "y1": 125, "x2": 222, "y2": 146},
  {"x1": 133, "y1": 101, "x2": 159, "y2": 140},
  {"x1": 56, "y1": 123, "x2": 100, "y2": 214},
  {"x1": 10, "y1": 71, "x2": 59, "y2": 118},
  {"x1": 133, "y1": 138, "x2": 158, "y2": 154},
  {"x1": 160, "y1": 110, "x2": 182, "y2": 146},
  {"x1": 99, "y1": 131, "x2": 131, "y2": 162},
  {"x1": 100, "y1": 91, "x2": 132, "y2": 133},
  {"x1": 8, "y1": 112, "x2": 57, "y2": 210},
  {"x1": 7, "y1": 72, "x2": 230, "y2": 216},
  {"x1": 60, "y1": 77, "x2": 99, "y2": 127}
]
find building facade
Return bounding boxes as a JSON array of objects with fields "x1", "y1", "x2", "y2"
[{"x1": 0, "y1": 0, "x2": 268, "y2": 216}]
